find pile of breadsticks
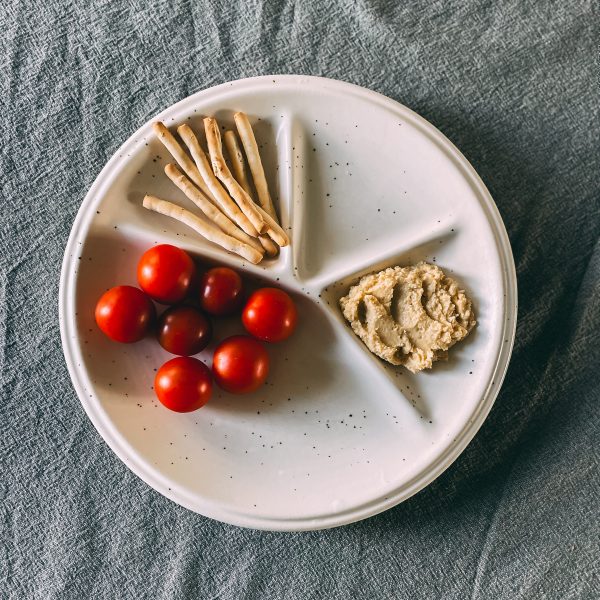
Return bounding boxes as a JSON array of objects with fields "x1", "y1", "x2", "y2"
[{"x1": 143, "y1": 113, "x2": 289, "y2": 264}]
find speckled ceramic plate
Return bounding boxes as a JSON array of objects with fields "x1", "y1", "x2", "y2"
[{"x1": 59, "y1": 75, "x2": 517, "y2": 531}]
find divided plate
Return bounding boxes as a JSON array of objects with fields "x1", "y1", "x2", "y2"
[{"x1": 59, "y1": 75, "x2": 517, "y2": 531}]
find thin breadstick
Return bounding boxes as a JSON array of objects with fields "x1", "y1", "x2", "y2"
[
  {"x1": 233, "y1": 112, "x2": 278, "y2": 221},
  {"x1": 204, "y1": 117, "x2": 267, "y2": 234},
  {"x1": 176, "y1": 124, "x2": 258, "y2": 238},
  {"x1": 223, "y1": 130, "x2": 254, "y2": 197},
  {"x1": 225, "y1": 131, "x2": 289, "y2": 256},
  {"x1": 258, "y1": 234, "x2": 279, "y2": 257},
  {"x1": 152, "y1": 122, "x2": 216, "y2": 203},
  {"x1": 142, "y1": 195, "x2": 263, "y2": 264},
  {"x1": 255, "y1": 204, "x2": 289, "y2": 247},
  {"x1": 164, "y1": 164, "x2": 264, "y2": 254}
]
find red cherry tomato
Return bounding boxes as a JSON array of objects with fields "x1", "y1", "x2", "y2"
[
  {"x1": 212, "y1": 335, "x2": 269, "y2": 394},
  {"x1": 157, "y1": 305, "x2": 212, "y2": 356},
  {"x1": 137, "y1": 244, "x2": 195, "y2": 304},
  {"x1": 198, "y1": 267, "x2": 243, "y2": 316},
  {"x1": 154, "y1": 357, "x2": 212, "y2": 412},
  {"x1": 242, "y1": 288, "x2": 298, "y2": 342},
  {"x1": 95, "y1": 285, "x2": 155, "y2": 343}
]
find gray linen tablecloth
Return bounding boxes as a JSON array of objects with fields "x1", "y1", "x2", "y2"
[{"x1": 1, "y1": 1, "x2": 598, "y2": 598}]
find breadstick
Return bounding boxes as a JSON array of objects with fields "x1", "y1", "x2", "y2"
[
  {"x1": 223, "y1": 130, "x2": 254, "y2": 197},
  {"x1": 142, "y1": 195, "x2": 263, "y2": 264},
  {"x1": 255, "y1": 204, "x2": 289, "y2": 247},
  {"x1": 257, "y1": 234, "x2": 279, "y2": 257},
  {"x1": 164, "y1": 164, "x2": 263, "y2": 254},
  {"x1": 233, "y1": 112, "x2": 278, "y2": 221},
  {"x1": 152, "y1": 122, "x2": 216, "y2": 203},
  {"x1": 223, "y1": 129, "x2": 278, "y2": 256},
  {"x1": 176, "y1": 124, "x2": 258, "y2": 238},
  {"x1": 204, "y1": 117, "x2": 267, "y2": 234}
]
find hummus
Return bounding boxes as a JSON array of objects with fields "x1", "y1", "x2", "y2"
[{"x1": 339, "y1": 262, "x2": 476, "y2": 373}]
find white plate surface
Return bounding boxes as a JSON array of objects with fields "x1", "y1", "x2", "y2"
[{"x1": 60, "y1": 75, "x2": 517, "y2": 531}]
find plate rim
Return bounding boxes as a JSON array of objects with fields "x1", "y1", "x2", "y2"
[{"x1": 59, "y1": 74, "x2": 518, "y2": 531}]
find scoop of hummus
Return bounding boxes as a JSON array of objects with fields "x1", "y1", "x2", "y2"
[{"x1": 339, "y1": 262, "x2": 476, "y2": 373}]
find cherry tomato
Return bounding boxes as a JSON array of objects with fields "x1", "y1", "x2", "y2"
[
  {"x1": 198, "y1": 267, "x2": 243, "y2": 316},
  {"x1": 242, "y1": 288, "x2": 297, "y2": 342},
  {"x1": 157, "y1": 305, "x2": 212, "y2": 356},
  {"x1": 212, "y1": 335, "x2": 269, "y2": 394},
  {"x1": 95, "y1": 285, "x2": 155, "y2": 343},
  {"x1": 137, "y1": 244, "x2": 195, "y2": 304},
  {"x1": 154, "y1": 357, "x2": 212, "y2": 412}
]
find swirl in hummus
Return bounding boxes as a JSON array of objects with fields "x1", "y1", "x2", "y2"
[{"x1": 339, "y1": 262, "x2": 476, "y2": 373}]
